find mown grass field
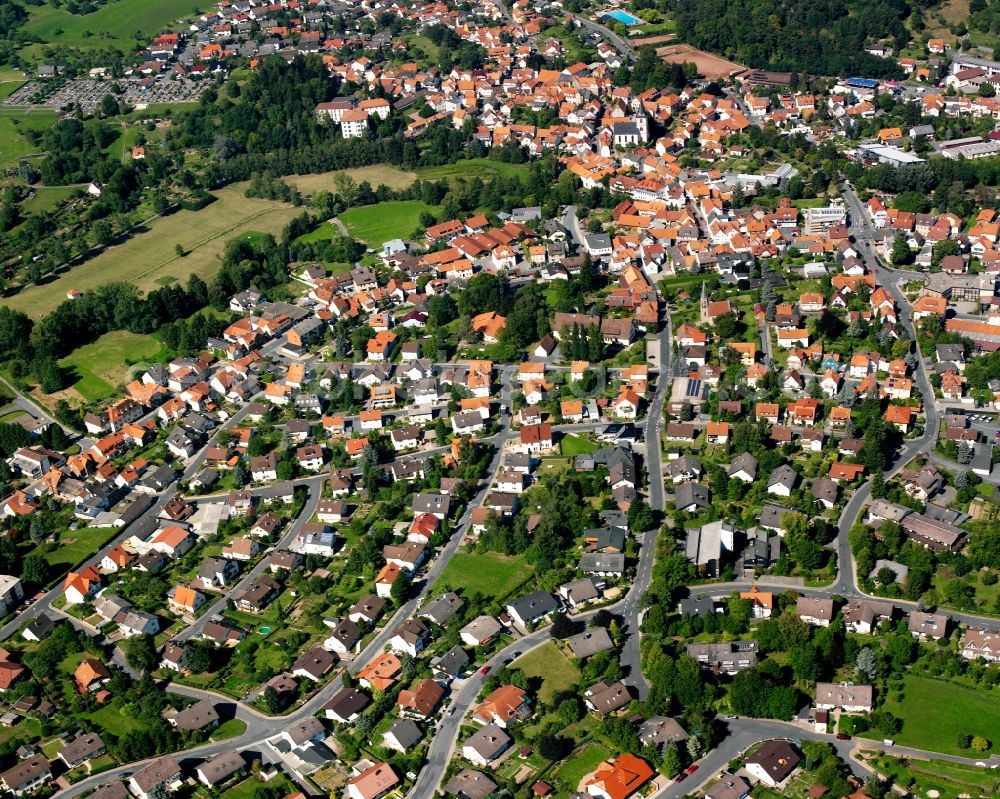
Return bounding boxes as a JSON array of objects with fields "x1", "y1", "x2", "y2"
[
  {"x1": 285, "y1": 165, "x2": 417, "y2": 194},
  {"x1": 560, "y1": 434, "x2": 598, "y2": 457},
  {"x1": 435, "y1": 551, "x2": 532, "y2": 598},
  {"x1": 511, "y1": 641, "x2": 580, "y2": 703},
  {"x1": 0, "y1": 108, "x2": 58, "y2": 168},
  {"x1": 59, "y1": 330, "x2": 169, "y2": 402},
  {"x1": 21, "y1": 0, "x2": 205, "y2": 51},
  {"x1": 2, "y1": 182, "x2": 300, "y2": 319},
  {"x1": 414, "y1": 158, "x2": 528, "y2": 181},
  {"x1": 340, "y1": 199, "x2": 435, "y2": 245},
  {"x1": 874, "y1": 675, "x2": 1000, "y2": 755},
  {"x1": 45, "y1": 526, "x2": 118, "y2": 571}
]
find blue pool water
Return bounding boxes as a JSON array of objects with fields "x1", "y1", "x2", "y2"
[{"x1": 602, "y1": 9, "x2": 644, "y2": 25}]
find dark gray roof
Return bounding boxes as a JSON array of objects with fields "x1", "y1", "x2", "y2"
[
  {"x1": 385, "y1": 718, "x2": 423, "y2": 750},
  {"x1": 580, "y1": 552, "x2": 626, "y2": 574},
  {"x1": 432, "y1": 645, "x2": 470, "y2": 677},
  {"x1": 324, "y1": 686, "x2": 370, "y2": 720},
  {"x1": 675, "y1": 482, "x2": 710, "y2": 509},
  {"x1": 567, "y1": 627, "x2": 614, "y2": 659},
  {"x1": 507, "y1": 590, "x2": 558, "y2": 620}
]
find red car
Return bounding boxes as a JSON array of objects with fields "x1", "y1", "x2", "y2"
[
  {"x1": 685, "y1": 765, "x2": 699, "y2": 775},
  {"x1": 674, "y1": 774, "x2": 686, "y2": 783},
  {"x1": 480, "y1": 665, "x2": 492, "y2": 676},
  {"x1": 836, "y1": 733, "x2": 851, "y2": 740}
]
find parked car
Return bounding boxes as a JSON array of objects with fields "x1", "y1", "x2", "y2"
[{"x1": 480, "y1": 665, "x2": 491, "y2": 675}]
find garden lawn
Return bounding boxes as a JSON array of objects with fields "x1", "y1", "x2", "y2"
[
  {"x1": 0, "y1": 718, "x2": 41, "y2": 749},
  {"x1": 20, "y1": 185, "x2": 81, "y2": 214},
  {"x1": 555, "y1": 745, "x2": 611, "y2": 793},
  {"x1": 339, "y1": 200, "x2": 435, "y2": 246},
  {"x1": 0, "y1": 108, "x2": 58, "y2": 168},
  {"x1": 3, "y1": 182, "x2": 300, "y2": 320},
  {"x1": 59, "y1": 331, "x2": 169, "y2": 402},
  {"x1": 874, "y1": 674, "x2": 1000, "y2": 755},
  {"x1": 84, "y1": 703, "x2": 143, "y2": 736},
  {"x1": 221, "y1": 775, "x2": 295, "y2": 799},
  {"x1": 46, "y1": 526, "x2": 118, "y2": 572},
  {"x1": 511, "y1": 641, "x2": 580, "y2": 703},
  {"x1": 435, "y1": 551, "x2": 532, "y2": 599},
  {"x1": 559, "y1": 434, "x2": 598, "y2": 457},
  {"x1": 21, "y1": 0, "x2": 204, "y2": 51}
]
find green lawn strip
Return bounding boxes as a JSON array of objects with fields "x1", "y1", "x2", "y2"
[
  {"x1": 413, "y1": 158, "x2": 528, "y2": 181},
  {"x1": 0, "y1": 80, "x2": 26, "y2": 101},
  {"x1": 871, "y1": 674, "x2": 1000, "y2": 755},
  {"x1": 434, "y1": 550, "x2": 533, "y2": 598},
  {"x1": 510, "y1": 640, "x2": 580, "y2": 703}
]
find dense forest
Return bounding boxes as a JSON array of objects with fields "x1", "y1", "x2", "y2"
[{"x1": 672, "y1": 0, "x2": 928, "y2": 77}]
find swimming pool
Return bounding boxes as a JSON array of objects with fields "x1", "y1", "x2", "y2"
[{"x1": 601, "y1": 9, "x2": 644, "y2": 25}]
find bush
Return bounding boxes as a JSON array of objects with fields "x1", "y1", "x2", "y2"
[{"x1": 983, "y1": 571, "x2": 998, "y2": 586}]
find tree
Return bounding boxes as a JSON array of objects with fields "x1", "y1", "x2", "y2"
[
  {"x1": 686, "y1": 735, "x2": 701, "y2": 761},
  {"x1": 539, "y1": 734, "x2": 572, "y2": 760},
  {"x1": 186, "y1": 644, "x2": 212, "y2": 674},
  {"x1": 856, "y1": 647, "x2": 877, "y2": 681},
  {"x1": 122, "y1": 634, "x2": 159, "y2": 673},
  {"x1": 261, "y1": 686, "x2": 281, "y2": 714},
  {"x1": 662, "y1": 742, "x2": 681, "y2": 777},
  {"x1": 870, "y1": 710, "x2": 902, "y2": 736},
  {"x1": 876, "y1": 567, "x2": 897, "y2": 586},
  {"x1": 550, "y1": 612, "x2": 575, "y2": 639},
  {"x1": 21, "y1": 553, "x2": 48, "y2": 587},
  {"x1": 972, "y1": 736, "x2": 991, "y2": 752},
  {"x1": 890, "y1": 232, "x2": 912, "y2": 265},
  {"x1": 389, "y1": 572, "x2": 411, "y2": 605},
  {"x1": 628, "y1": 500, "x2": 654, "y2": 533}
]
